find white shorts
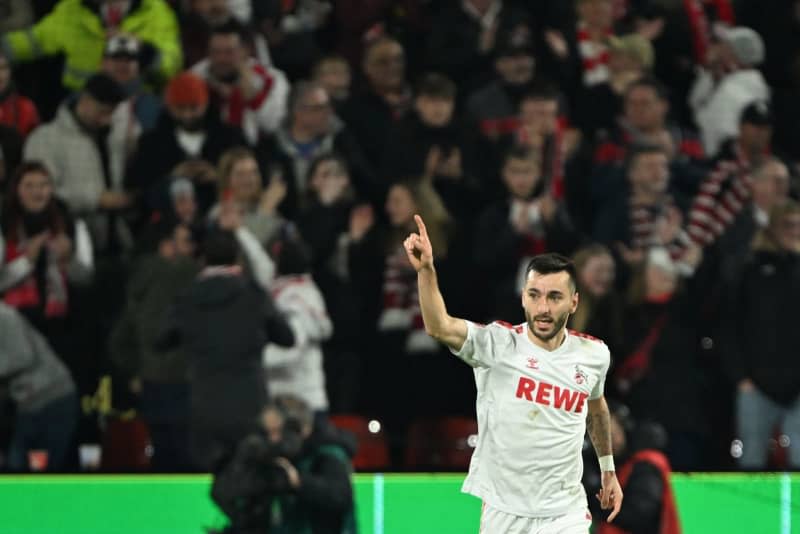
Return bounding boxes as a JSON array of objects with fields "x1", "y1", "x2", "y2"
[{"x1": 479, "y1": 503, "x2": 592, "y2": 534}]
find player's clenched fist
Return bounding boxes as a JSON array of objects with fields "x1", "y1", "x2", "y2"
[{"x1": 404, "y1": 214, "x2": 434, "y2": 272}]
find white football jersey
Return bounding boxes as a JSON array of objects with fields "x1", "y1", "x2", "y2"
[{"x1": 451, "y1": 320, "x2": 610, "y2": 518}]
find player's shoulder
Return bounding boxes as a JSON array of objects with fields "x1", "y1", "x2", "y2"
[
  {"x1": 489, "y1": 320, "x2": 525, "y2": 335},
  {"x1": 471, "y1": 320, "x2": 525, "y2": 343},
  {"x1": 568, "y1": 329, "x2": 610, "y2": 356}
]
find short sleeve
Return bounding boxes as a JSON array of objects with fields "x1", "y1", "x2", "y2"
[
  {"x1": 449, "y1": 321, "x2": 514, "y2": 369},
  {"x1": 589, "y1": 346, "x2": 611, "y2": 400}
]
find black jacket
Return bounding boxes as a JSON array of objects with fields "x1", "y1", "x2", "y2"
[
  {"x1": 126, "y1": 111, "x2": 246, "y2": 216},
  {"x1": 158, "y1": 272, "x2": 294, "y2": 451},
  {"x1": 721, "y1": 250, "x2": 800, "y2": 405}
]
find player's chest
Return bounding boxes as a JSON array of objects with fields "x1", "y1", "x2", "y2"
[{"x1": 490, "y1": 353, "x2": 599, "y2": 416}]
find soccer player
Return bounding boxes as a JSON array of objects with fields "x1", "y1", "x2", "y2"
[{"x1": 404, "y1": 214, "x2": 623, "y2": 532}]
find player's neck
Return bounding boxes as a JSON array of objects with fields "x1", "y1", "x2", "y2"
[{"x1": 527, "y1": 327, "x2": 567, "y2": 352}]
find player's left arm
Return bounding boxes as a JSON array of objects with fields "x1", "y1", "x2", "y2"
[{"x1": 587, "y1": 396, "x2": 623, "y2": 522}]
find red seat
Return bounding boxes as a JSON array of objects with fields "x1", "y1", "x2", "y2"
[
  {"x1": 101, "y1": 416, "x2": 152, "y2": 472},
  {"x1": 329, "y1": 414, "x2": 390, "y2": 471},
  {"x1": 405, "y1": 416, "x2": 478, "y2": 470}
]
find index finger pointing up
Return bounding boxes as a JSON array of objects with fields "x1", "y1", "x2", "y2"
[{"x1": 414, "y1": 214, "x2": 428, "y2": 239}]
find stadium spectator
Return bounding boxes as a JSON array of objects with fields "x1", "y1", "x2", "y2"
[
  {"x1": 127, "y1": 71, "x2": 245, "y2": 216},
  {"x1": 156, "y1": 227, "x2": 295, "y2": 470},
  {"x1": 0, "y1": 162, "x2": 93, "y2": 361},
  {"x1": 311, "y1": 55, "x2": 352, "y2": 112},
  {"x1": 0, "y1": 0, "x2": 182, "y2": 91},
  {"x1": 466, "y1": 23, "x2": 537, "y2": 143},
  {"x1": 615, "y1": 246, "x2": 707, "y2": 470},
  {"x1": 207, "y1": 147, "x2": 285, "y2": 245},
  {"x1": 340, "y1": 37, "x2": 412, "y2": 168},
  {"x1": 259, "y1": 81, "x2": 375, "y2": 215},
  {"x1": 0, "y1": 302, "x2": 78, "y2": 472},
  {"x1": 0, "y1": 125, "x2": 23, "y2": 192},
  {"x1": 474, "y1": 146, "x2": 579, "y2": 322},
  {"x1": 109, "y1": 216, "x2": 198, "y2": 471},
  {"x1": 179, "y1": 0, "x2": 236, "y2": 67},
  {"x1": 191, "y1": 20, "x2": 291, "y2": 145},
  {"x1": 263, "y1": 225, "x2": 334, "y2": 427},
  {"x1": 24, "y1": 73, "x2": 132, "y2": 255},
  {"x1": 0, "y1": 49, "x2": 40, "y2": 138},
  {"x1": 576, "y1": 33, "x2": 654, "y2": 138},
  {"x1": 683, "y1": 102, "x2": 774, "y2": 255},
  {"x1": 721, "y1": 200, "x2": 800, "y2": 470},
  {"x1": 381, "y1": 73, "x2": 479, "y2": 221},
  {"x1": 568, "y1": 244, "x2": 624, "y2": 356},
  {"x1": 425, "y1": 0, "x2": 533, "y2": 91},
  {"x1": 296, "y1": 155, "x2": 370, "y2": 414},
  {"x1": 101, "y1": 35, "x2": 163, "y2": 152},
  {"x1": 689, "y1": 25, "x2": 769, "y2": 157}
]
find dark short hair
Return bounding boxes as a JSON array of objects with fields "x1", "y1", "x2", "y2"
[
  {"x1": 524, "y1": 253, "x2": 578, "y2": 292},
  {"x1": 267, "y1": 223, "x2": 313, "y2": 275},
  {"x1": 520, "y1": 83, "x2": 561, "y2": 105},
  {"x1": 209, "y1": 19, "x2": 250, "y2": 43},
  {"x1": 83, "y1": 73, "x2": 127, "y2": 106},
  {"x1": 502, "y1": 145, "x2": 536, "y2": 166},
  {"x1": 415, "y1": 73, "x2": 457, "y2": 100},
  {"x1": 624, "y1": 142, "x2": 665, "y2": 171},
  {"x1": 625, "y1": 76, "x2": 669, "y2": 101},
  {"x1": 203, "y1": 229, "x2": 239, "y2": 266}
]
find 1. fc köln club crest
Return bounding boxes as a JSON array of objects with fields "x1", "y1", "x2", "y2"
[{"x1": 574, "y1": 365, "x2": 587, "y2": 385}]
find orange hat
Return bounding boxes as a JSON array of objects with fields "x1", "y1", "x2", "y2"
[{"x1": 165, "y1": 72, "x2": 209, "y2": 107}]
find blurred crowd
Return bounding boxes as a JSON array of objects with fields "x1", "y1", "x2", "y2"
[{"x1": 0, "y1": 0, "x2": 799, "y2": 476}]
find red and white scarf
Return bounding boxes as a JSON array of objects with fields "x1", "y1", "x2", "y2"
[
  {"x1": 684, "y1": 0, "x2": 735, "y2": 64},
  {"x1": 577, "y1": 22, "x2": 612, "y2": 86},
  {"x1": 3, "y1": 236, "x2": 68, "y2": 318}
]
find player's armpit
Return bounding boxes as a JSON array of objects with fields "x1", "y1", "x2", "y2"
[{"x1": 427, "y1": 316, "x2": 468, "y2": 353}]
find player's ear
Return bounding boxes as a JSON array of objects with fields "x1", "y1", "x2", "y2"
[{"x1": 571, "y1": 291, "x2": 579, "y2": 313}]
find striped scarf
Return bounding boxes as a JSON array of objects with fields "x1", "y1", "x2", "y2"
[
  {"x1": 629, "y1": 195, "x2": 691, "y2": 260},
  {"x1": 684, "y1": 0, "x2": 735, "y2": 64},
  {"x1": 577, "y1": 22, "x2": 611, "y2": 86}
]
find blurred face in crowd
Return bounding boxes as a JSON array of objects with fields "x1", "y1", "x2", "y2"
[
  {"x1": 17, "y1": 170, "x2": 53, "y2": 213},
  {"x1": 161, "y1": 224, "x2": 196, "y2": 259},
  {"x1": 751, "y1": 160, "x2": 790, "y2": 212},
  {"x1": 522, "y1": 269, "x2": 578, "y2": 343},
  {"x1": 578, "y1": 252, "x2": 615, "y2": 298},
  {"x1": 609, "y1": 49, "x2": 641, "y2": 77},
  {"x1": 577, "y1": 0, "x2": 614, "y2": 31},
  {"x1": 173, "y1": 192, "x2": 197, "y2": 224},
  {"x1": 191, "y1": 0, "x2": 230, "y2": 26},
  {"x1": 385, "y1": 184, "x2": 416, "y2": 228},
  {"x1": 169, "y1": 101, "x2": 208, "y2": 132},
  {"x1": 309, "y1": 158, "x2": 350, "y2": 203},
  {"x1": 645, "y1": 261, "x2": 678, "y2": 298},
  {"x1": 628, "y1": 151, "x2": 669, "y2": 197},
  {"x1": 208, "y1": 32, "x2": 245, "y2": 82},
  {"x1": 102, "y1": 55, "x2": 140, "y2": 86},
  {"x1": 739, "y1": 122, "x2": 772, "y2": 156},
  {"x1": 76, "y1": 94, "x2": 117, "y2": 131},
  {"x1": 496, "y1": 53, "x2": 535, "y2": 86},
  {"x1": 415, "y1": 95, "x2": 455, "y2": 128},
  {"x1": 315, "y1": 58, "x2": 351, "y2": 101},
  {"x1": 520, "y1": 97, "x2": 558, "y2": 136},
  {"x1": 261, "y1": 407, "x2": 284, "y2": 445},
  {"x1": 364, "y1": 40, "x2": 405, "y2": 93},
  {"x1": 228, "y1": 157, "x2": 262, "y2": 204},
  {"x1": 293, "y1": 86, "x2": 332, "y2": 137},
  {"x1": 625, "y1": 86, "x2": 667, "y2": 133},
  {"x1": 503, "y1": 156, "x2": 541, "y2": 200},
  {"x1": 773, "y1": 211, "x2": 800, "y2": 253},
  {"x1": 0, "y1": 55, "x2": 11, "y2": 93}
]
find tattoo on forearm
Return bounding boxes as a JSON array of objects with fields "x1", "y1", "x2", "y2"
[{"x1": 587, "y1": 411, "x2": 613, "y2": 458}]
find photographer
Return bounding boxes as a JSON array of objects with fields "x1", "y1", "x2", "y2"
[{"x1": 212, "y1": 395, "x2": 356, "y2": 534}]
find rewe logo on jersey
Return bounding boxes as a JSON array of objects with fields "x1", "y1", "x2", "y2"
[
  {"x1": 515, "y1": 376, "x2": 589, "y2": 413},
  {"x1": 526, "y1": 357, "x2": 539, "y2": 369}
]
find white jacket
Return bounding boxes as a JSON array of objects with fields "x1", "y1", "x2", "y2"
[
  {"x1": 263, "y1": 274, "x2": 333, "y2": 411},
  {"x1": 689, "y1": 68, "x2": 770, "y2": 157},
  {"x1": 24, "y1": 103, "x2": 132, "y2": 250}
]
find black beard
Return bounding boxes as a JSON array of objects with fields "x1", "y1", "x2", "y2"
[{"x1": 525, "y1": 309, "x2": 570, "y2": 342}]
